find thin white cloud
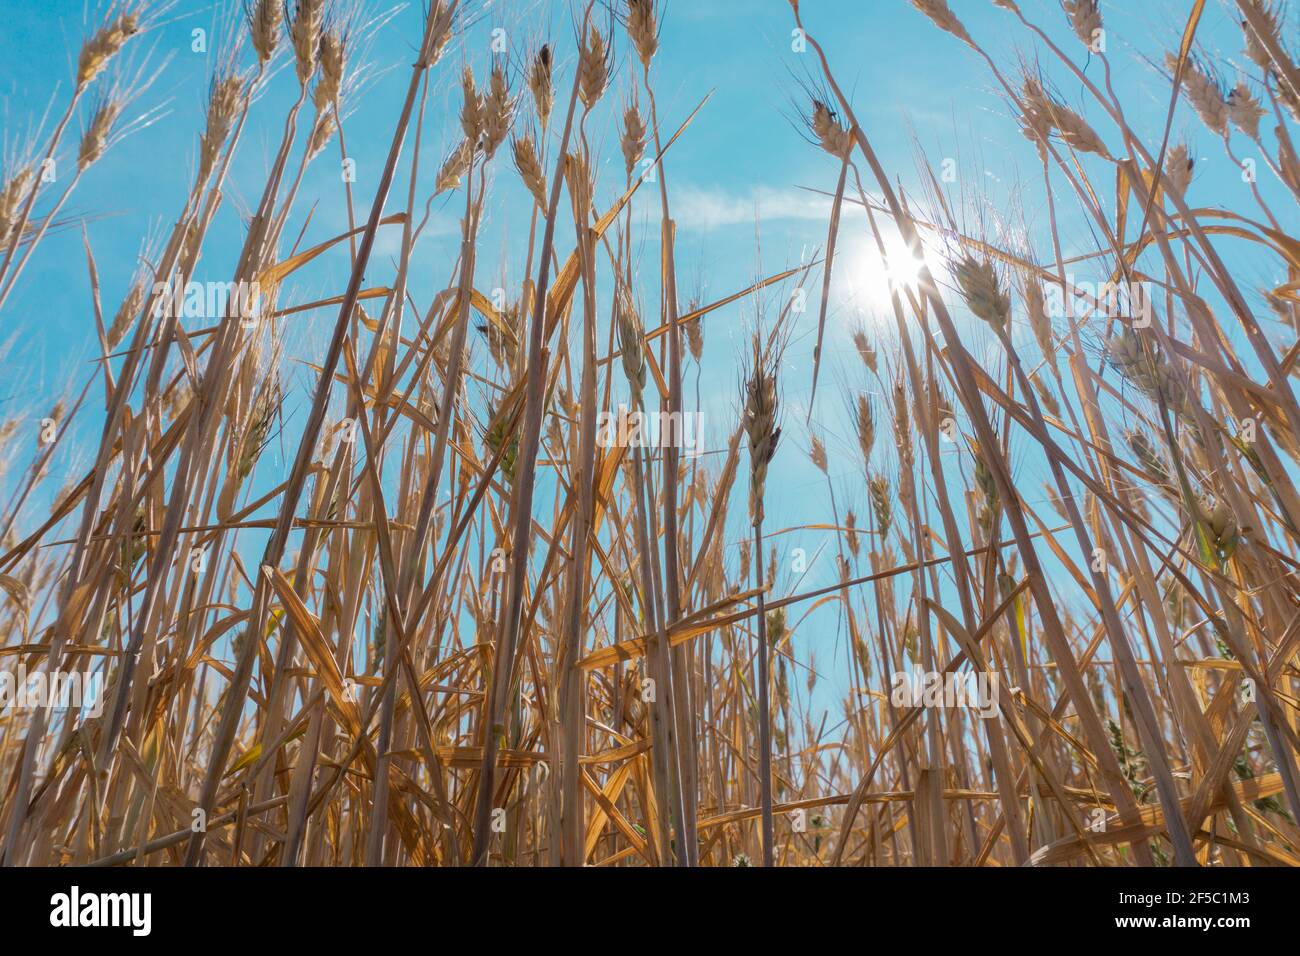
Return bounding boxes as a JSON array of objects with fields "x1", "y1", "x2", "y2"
[{"x1": 669, "y1": 183, "x2": 868, "y2": 231}]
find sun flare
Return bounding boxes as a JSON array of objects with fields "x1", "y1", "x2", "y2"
[{"x1": 844, "y1": 232, "x2": 938, "y2": 317}]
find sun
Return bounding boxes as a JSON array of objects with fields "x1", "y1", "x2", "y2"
[
  {"x1": 866, "y1": 234, "x2": 926, "y2": 296},
  {"x1": 841, "y1": 230, "x2": 937, "y2": 319}
]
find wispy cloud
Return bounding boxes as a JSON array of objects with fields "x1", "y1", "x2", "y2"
[{"x1": 669, "y1": 183, "x2": 868, "y2": 231}]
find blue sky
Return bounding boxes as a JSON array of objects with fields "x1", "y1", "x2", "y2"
[
  {"x1": 3, "y1": 0, "x2": 1282, "y2": 389},
  {"x1": 1, "y1": 0, "x2": 1295, "y2": 712}
]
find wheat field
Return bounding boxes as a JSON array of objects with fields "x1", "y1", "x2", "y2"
[{"x1": 0, "y1": 0, "x2": 1298, "y2": 868}]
